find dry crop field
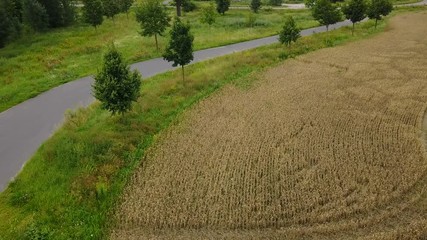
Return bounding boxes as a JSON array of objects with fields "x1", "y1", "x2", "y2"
[{"x1": 112, "y1": 12, "x2": 427, "y2": 239}]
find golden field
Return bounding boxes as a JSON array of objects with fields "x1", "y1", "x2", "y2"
[{"x1": 112, "y1": 12, "x2": 427, "y2": 239}]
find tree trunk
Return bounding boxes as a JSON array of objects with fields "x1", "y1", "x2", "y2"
[
  {"x1": 375, "y1": 19, "x2": 378, "y2": 29},
  {"x1": 181, "y1": 65, "x2": 185, "y2": 84},
  {"x1": 155, "y1": 34, "x2": 158, "y2": 50},
  {"x1": 352, "y1": 22, "x2": 355, "y2": 36},
  {"x1": 326, "y1": 25, "x2": 329, "y2": 32},
  {"x1": 176, "y1": 0, "x2": 182, "y2": 16}
]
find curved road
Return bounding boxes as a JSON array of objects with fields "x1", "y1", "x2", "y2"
[{"x1": 0, "y1": 1, "x2": 426, "y2": 192}]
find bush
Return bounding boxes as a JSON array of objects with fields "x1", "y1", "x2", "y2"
[
  {"x1": 216, "y1": 0, "x2": 230, "y2": 14},
  {"x1": 183, "y1": 0, "x2": 196, "y2": 12},
  {"x1": 200, "y1": 4, "x2": 216, "y2": 25},
  {"x1": 250, "y1": 0, "x2": 262, "y2": 12}
]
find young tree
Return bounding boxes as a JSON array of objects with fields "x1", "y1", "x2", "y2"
[
  {"x1": 342, "y1": 0, "x2": 367, "y2": 35},
  {"x1": 119, "y1": 0, "x2": 134, "y2": 17},
  {"x1": 250, "y1": 0, "x2": 262, "y2": 13},
  {"x1": 279, "y1": 16, "x2": 301, "y2": 47},
  {"x1": 135, "y1": 0, "x2": 170, "y2": 50},
  {"x1": 163, "y1": 18, "x2": 194, "y2": 83},
  {"x1": 367, "y1": 0, "x2": 392, "y2": 29},
  {"x1": 215, "y1": 0, "x2": 230, "y2": 15},
  {"x1": 102, "y1": 0, "x2": 121, "y2": 21},
  {"x1": 82, "y1": 0, "x2": 104, "y2": 29},
  {"x1": 93, "y1": 45, "x2": 142, "y2": 115},
  {"x1": 200, "y1": 4, "x2": 216, "y2": 26},
  {"x1": 22, "y1": 0, "x2": 49, "y2": 31},
  {"x1": 312, "y1": 0, "x2": 341, "y2": 31}
]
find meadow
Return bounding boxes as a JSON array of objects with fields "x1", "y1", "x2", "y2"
[
  {"x1": 0, "y1": 9, "x2": 399, "y2": 239},
  {"x1": 112, "y1": 10, "x2": 427, "y2": 239},
  {"x1": 0, "y1": 7, "x2": 316, "y2": 112}
]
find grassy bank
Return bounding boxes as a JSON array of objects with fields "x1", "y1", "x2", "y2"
[{"x1": 0, "y1": 8, "x2": 316, "y2": 113}]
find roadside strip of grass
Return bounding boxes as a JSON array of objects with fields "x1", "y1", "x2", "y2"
[
  {"x1": 0, "y1": 9, "x2": 316, "y2": 113},
  {"x1": 0, "y1": 7, "x2": 423, "y2": 239}
]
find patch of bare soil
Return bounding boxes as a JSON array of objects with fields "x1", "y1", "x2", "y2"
[{"x1": 112, "y1": 12, "x2": 427, "y2": 239}]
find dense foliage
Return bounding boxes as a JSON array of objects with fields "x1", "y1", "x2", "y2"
[
  {"x1": 216, "y1": 0, "x2": 230, "y2": 15},
  {"x1": 200, "y1": 4, "x2": 216, "y2": 25},
  {"x1": 0, "y1": 0, "x2": 75, "y2": 47},
  {"x1": 251, "y1": 0, "x2": 262, "y2": 13}
]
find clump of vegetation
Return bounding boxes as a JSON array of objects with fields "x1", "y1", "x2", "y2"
[
  {"x1": 251, "y1": 0, "x2": 262, "y2": 13},
  {"x1": 216, "y1": 0, "x2": 230, "y2": 15},
  {"x1": 246, "y1": 12, "x2": 258, "y2": 27},
  {"x1": 183, "y1": 0, "x2": 197, "y2": 12},
  {"x1": 37, "y1": 0, "x2": 75, "y2": 27},
  {"x1": 93, "y1": 44, "x2": 142, "y2": 115},
  {"x1": 135, "y1": 0, "x2": 171, "y2": 50},
  {"x1": 342, "y1": 0, "x2": 367, "y2": 35},
  {"x1": 163, "y1": 18, "x2": 194, "y2": 83},
  {"x1": 200, "y1": 4, "x2": 217, "y2": 26},
  {"x1": 22, "y1": 0, "x2": 49, "y2": 32},
  {"x1": 367, "y1": 0, "x2": 393, "y2": 28},
  {"x1": 279, "y1": 16, "x2": 300, "y2": 47},
  {"x1": 0, "y1": 0, "x2": 75, "y2": 47}
]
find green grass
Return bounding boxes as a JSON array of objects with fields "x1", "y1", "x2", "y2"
[
  {"x1": 0, "y1": 8, "x2": 316, "y2": 113},
  {"x1": 0, "y1": 12, "x2": 402, "y2": 239}
]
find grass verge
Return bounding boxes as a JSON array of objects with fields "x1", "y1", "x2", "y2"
[
  {"x1": 0, "y1": 8, "x2": 422, "y2": 239},
  {"x1": 0, "y1": 8, "x2": 316, "y2": 113}
]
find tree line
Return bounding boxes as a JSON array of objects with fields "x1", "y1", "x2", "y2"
[
  {"x1": 0, "y1": 0, "x2": 134, "y2": 48},
  {"x1": 280, "y1": 0, "x2": 392, "y2": 47},
  {"x1": 0, "y1": 0, "x2": 75, "y2": 47}
]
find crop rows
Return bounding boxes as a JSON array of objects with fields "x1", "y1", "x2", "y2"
[{"x1": 112, "y1": 12, "x2": 427, "y2": 239}]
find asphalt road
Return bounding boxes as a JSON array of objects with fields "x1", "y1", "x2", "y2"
[{"x1": 0, "y1": 0, "x2": 425, "y2": 191}]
